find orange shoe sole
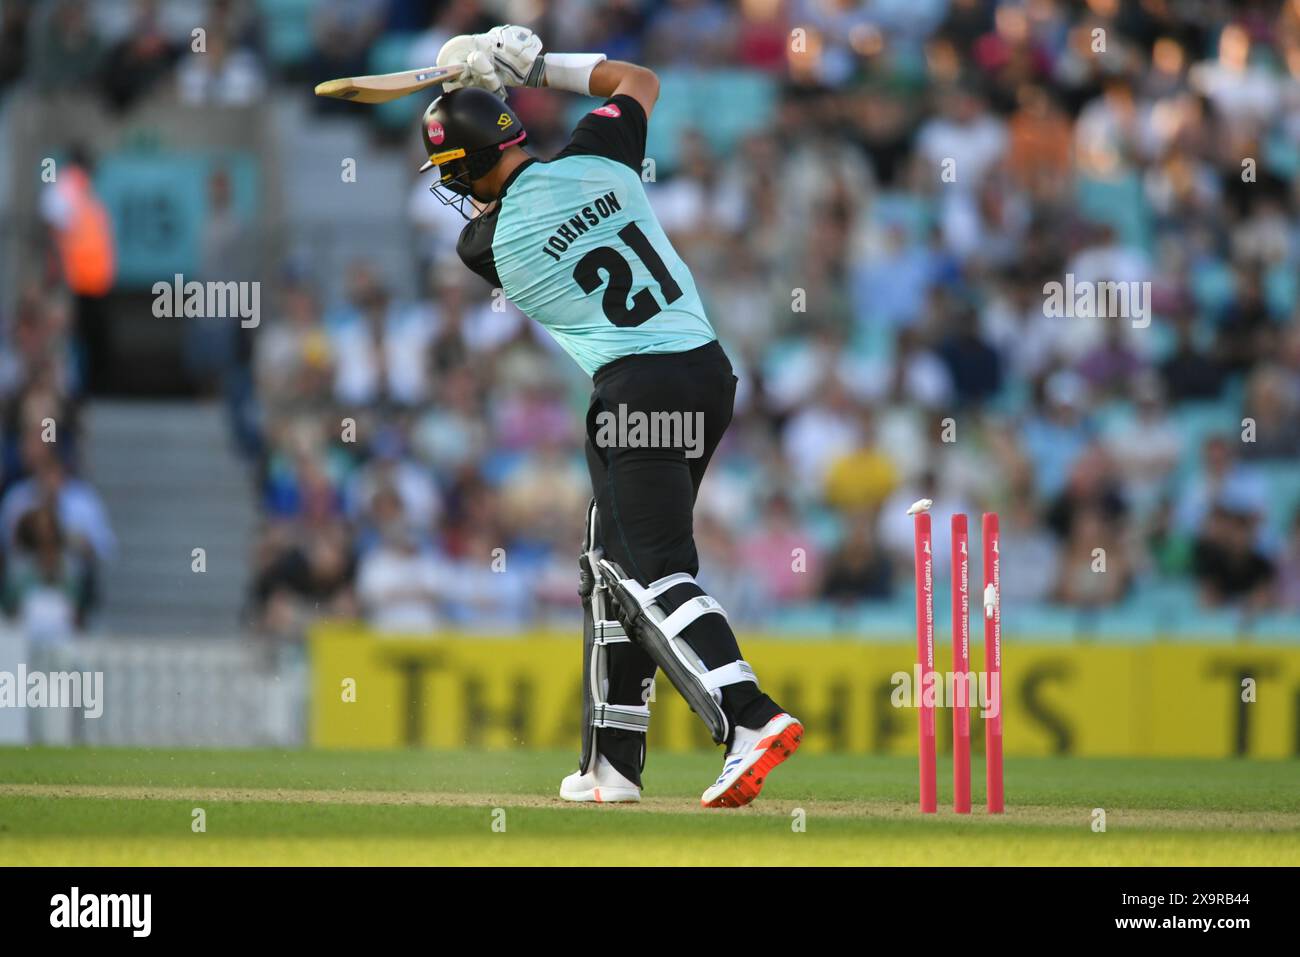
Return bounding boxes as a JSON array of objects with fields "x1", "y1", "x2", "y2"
[{"x1": 703, "y1": 721, "x2": 803, "y2": 808}]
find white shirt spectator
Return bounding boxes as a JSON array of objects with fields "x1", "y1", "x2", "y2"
[
  {"x1": 765, "y1": 341, "x2": 879, "y2": 411},
  {"x1": 1074, "y1": 94, "x2": 1147, "y2": 173},
  {"x1": 177, "y1": 45, "x2": 266, "y2": 106},
  {"x1": 781, "y1": 402, "x2": 860, "y2": 493},
  {"x1": 356, "y1": 542, "x2": 447, "y2": 633},
  {"x1": 331, "y1": 303, "x2": 435, "y2": 406},
  {"x1": 1, "y1": 478, "x2": 116, "y2": 560},
  {"x1": 1104, "y1": 406, "x2": 1182, "y2": 514},
  {"x1": 648, "y1": 172, "x2": 745, "y2": 237},
  {"x1": 916, "y1": 114, "x2": 1006, "y2": 191},
  {"x1": 1190, "y1": 60, "x2": 1280, "y2": 129}
]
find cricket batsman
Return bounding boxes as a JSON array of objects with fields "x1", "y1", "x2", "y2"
[{"x1": 420, "y1": 26, "x2": 802, "y2": 807}]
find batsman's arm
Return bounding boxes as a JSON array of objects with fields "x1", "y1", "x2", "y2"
[
  {"x1": 534, "y1": 50, "x2": 659, "y2": 119},
  {"x1": 577, "y1": 61, "x2": 660, "y2": 119}
]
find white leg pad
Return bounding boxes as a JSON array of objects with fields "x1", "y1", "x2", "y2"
[{"x1": 597, "y1": 559, "x2": 759, "y2": 745}]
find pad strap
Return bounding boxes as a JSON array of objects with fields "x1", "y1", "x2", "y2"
[
  {"x1": 593, "y1": 703, "x2": 650, "y2": 732},
  {"x1": 701, "y1": 660, "x2": 757, "y2": 692},
  {"x1": 658, "y1": 595, "x2": 727, "y2": 640},
  {"x1": 593, "y1": 620, "x2": 628, "y2": 644},
  {"x1": 620, "y1": 572, "x2": 713, "y2": 611},
  {"x1": 645, "y1": 572, "x2": 697, "y2": 599}
]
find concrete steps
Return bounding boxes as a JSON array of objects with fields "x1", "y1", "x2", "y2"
[{"x1": 81, "y1": 401, "x2": 258, "y2": 637}]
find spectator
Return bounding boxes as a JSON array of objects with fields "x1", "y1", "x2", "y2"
[
  {"x1": 823, "y1": 407, "x2": 900, "y2": 513},
  {"x1": 355, "y1": 521, "x2": 447, "y2": 634},
  {"x1": 177, "y1": 27, "x2": 266, "y2": 106},
  {"x1": 1239, "y1": 365, "x2": 1300, "y2": 461},
  {"x1": 1192, "y1": 503, "x2": 1276, "y2": 610},
  {"x1": 1104, "y1": 374, "x2": 1181, "y2": 514},
  {"x1": 649, "y1": 129, "x2": 745, "y2": 259},
  {"x1": 934, "y1": 303, "x2": 1003, "y2": 406},
  {"x1": 1020, "y1": 370, "x2": 1093, "y2": 498},
  {"x1": 27, "y1": 0, "x2": 100, "y2": 92},
  {"x1": 1054, "y1": 507, "x2": 1131, "y2": 607},
  {"x1": 780, "y1": 374, "x2": 862, "y2": 494},
  {"x1": 3, "y1": 504, "x2": 94, "y2": 642},
  {"x1": 98, "y1": 0, "x2": 180, "y2": 113},
  {"x1": 1076, "y1": 321, "x2": 1147, "y2": 400},
  {"x1": 252, "y1": 523, "x2": 357, "y2": 637},
  {"x1": 1174, "y1": 435, "x2": 1267, "y2": 537},
  {"x1": 742, "y1": 494, "x2": 820, "y2": 606},
  {"x1": 254, "y1": 280, "x2": 334, "y2": 410},
  {"x1": 330, "y1": 264, "x2": 434, "y2": 407},
  {"x1": 820, "y1": 512, "x2": 893, "y2": 604},
  {"x1": 998, "y1": 493, "x2": 1060, "y2": 606},
  {"x1": 1216, "y1": 265, "x2": 1273, "y2": 374},
  {"x1": 1160, "y1": 313, "x2": 1226, "y2": 401},
  {"x1": 916, "y1": 87, "x2": 1006, "y2": 193},
  {"x1": 38, "y1": 145, "x2": 115, "y2": 391},
  {"x1": 0, "y1": 439, "x2": 114, "y2": 561},
  {"x1": 347, "y1": 432, "x2": 441, "y2": 537}
]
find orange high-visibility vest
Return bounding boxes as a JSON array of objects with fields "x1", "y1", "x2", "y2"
[{"x1": 54, "y1": 167, "x2": 116, "y2": 296}]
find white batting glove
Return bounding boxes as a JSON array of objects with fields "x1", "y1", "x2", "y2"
[
  {"x1": 436, "y1": 34, "x2": 505, "y2": 93},
  {"x1": 479, "y1": 25, "x2": 545, "y2": 88}
]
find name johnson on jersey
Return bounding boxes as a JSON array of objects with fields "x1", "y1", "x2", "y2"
[{"x1": 540, "y1": 191, "x2": 623, "y2": 261}]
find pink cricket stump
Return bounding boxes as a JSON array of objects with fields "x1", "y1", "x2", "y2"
[
  {"x1": 982, "y1": 513, "x2": 1004, "y2": 814},
  {"x1": 912, "y1": 511, "x2": 937, "y2": 813},
  {"x1": 951, "y1": 515, "x2": 971, "y2": 814}
]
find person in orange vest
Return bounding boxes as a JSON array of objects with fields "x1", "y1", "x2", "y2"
[{"x1": 39, "y1": 145, "x2": 116, "y2": 391}]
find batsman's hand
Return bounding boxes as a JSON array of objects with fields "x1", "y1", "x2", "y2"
[
  {"x1": 481, "y1": 25, "x2": 545, "y2": 88},
  {"x1": 436, "y1": 34, "x2": 505, "y2": 94}
]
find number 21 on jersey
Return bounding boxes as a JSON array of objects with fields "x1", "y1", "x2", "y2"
[{"x1": 572, "y1": 223, "x2": 683, "y2": 327}]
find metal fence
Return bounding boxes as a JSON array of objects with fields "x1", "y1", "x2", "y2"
[{"x1": 0, "y1": 632, "x2": 305, "y2": 747}]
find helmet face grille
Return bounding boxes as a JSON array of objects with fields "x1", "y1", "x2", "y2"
[
  {"x1": 429, "y1": 169, "x2": 475, "y2": 218},
  {"x1": 428, "y1": 143, "x2": 510, "y2": 219},
  {"x1": 430, "y1": 161, "x2": 480, "y2": 219}
]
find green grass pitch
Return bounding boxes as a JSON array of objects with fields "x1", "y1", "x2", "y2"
[{"x1": 1, "y1": 748, "x2": 1297, "y2": 866}]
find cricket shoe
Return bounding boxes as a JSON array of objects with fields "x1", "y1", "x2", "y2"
[
  {"x1": 701, "y1": 712, "x2": 803, "y2": 808},
  {"x1": 559, "y1": 754, "x2": 641, "y2": 803}
]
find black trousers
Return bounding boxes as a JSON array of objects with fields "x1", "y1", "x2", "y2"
[{"x1": 585, "y1": 341, "x2": 780, "y2": 782}]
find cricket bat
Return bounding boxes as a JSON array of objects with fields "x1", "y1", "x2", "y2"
[{"x1": 314, "y1": 64, "x2": 466, "y2": 104}]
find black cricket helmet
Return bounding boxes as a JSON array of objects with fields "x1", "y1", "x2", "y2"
[{"x1": 418, "y1": 88, "x2": 526, "y2": 216}]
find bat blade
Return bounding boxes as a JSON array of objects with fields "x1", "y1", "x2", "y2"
[{"x1": 314, "y1": 64, "x2": 465, "y2": 104}]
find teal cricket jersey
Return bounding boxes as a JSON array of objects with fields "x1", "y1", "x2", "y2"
[{"x1": 456, "y1": 95, "x2": 717, "y2": 377}]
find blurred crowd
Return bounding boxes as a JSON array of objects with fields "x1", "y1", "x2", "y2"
[
  {"x1": 0, "y1": 280, "x2": 115, "y2": 644},
  {"x1": 3, "y1": 0, "x2": 1300, "y2": 639}
]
